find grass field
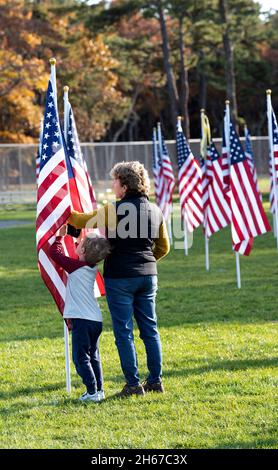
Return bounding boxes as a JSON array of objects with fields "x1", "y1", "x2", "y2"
[{"x1": 0, "y1": 201, "x2": 277, "y2": 449}]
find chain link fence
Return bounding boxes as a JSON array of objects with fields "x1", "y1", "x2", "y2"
[{"x1": 0, "y1": 137, "x2": 270, "y2": 204}]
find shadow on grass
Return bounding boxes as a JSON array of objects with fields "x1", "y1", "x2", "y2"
[
  {"x1": 0, "y1": 387, "x2": 138, "y2": 417},
  {"x1": 162, "y1": 357, "x2": 278, "y2": 378},
  {"x1": 0, "y1": 382, "x2": 67, "y2": 400},
  {"x1": 103, "y1": 357, "x2": 278, "y2": 384}
]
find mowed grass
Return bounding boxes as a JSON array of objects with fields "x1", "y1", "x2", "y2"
[{"x1": 0, "y1": 201, "x2": 277, "y2": 449}]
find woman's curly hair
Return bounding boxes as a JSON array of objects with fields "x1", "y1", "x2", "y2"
[{"x1": 110, "y1": 161, "x2": 150, "y2": 196}]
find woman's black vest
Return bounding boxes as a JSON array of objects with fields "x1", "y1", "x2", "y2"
[{"x1": 103, "y1": 194, "x2": 163, "y2": 278}]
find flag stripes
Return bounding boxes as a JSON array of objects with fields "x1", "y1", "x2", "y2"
[
  {"x1": 229, "y1": 122, "x2": 271, "y2": 255},
  {"x1": 152, "y1": 127, "x2": 175, "y2": 221},
  {"x1": 176, "y1": 123, "x2": 203, "y2": 232},
  {"x1": 205, "y1": 142, "x2": 231, "y2": 238}
]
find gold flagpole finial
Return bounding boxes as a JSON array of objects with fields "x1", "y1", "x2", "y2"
[
  {"x1": 266, "y1": 89, "x2": 272, "y2": 95},
  {"x1": 225, "y1": 100, "x2": 230, "y2": 105},
  {"x1": 64, "y1": 86, "x2": 69, "y2": 93},
  {"x1": 200, "y1": 109, "x2": 205, "y2": 114},
  {"x1": 49, "y1": 58, "x2": 56, "y2": 66}
]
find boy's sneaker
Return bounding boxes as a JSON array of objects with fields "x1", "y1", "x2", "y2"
[
  {"x1": 97, "y1": 390, "x2": 105, "y2": 401},
  {"x1": 79, "y1": 391, "x2": 100, "y2": 402},
  {"x1": 116, "y1": 383, "x2": 145, "y2": 398},
  {"x1": 142, "y1": 380, "x2": 165, "y2": 393}
]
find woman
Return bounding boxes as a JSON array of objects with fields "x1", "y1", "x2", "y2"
[{"x1": 68, "y1": 161, "x2": 170, "y2": 397}]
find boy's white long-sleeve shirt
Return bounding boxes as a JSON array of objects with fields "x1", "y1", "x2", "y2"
[{"x1": 48, "y1": 237, "x2": 102, "y2": 322}]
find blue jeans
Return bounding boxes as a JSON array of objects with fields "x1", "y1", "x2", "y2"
[
  {"x1": 105, "y1": 275, "x2": 162, "y2": 387},
  {"x1": 71, "y1": 319, "x2": 103, "y2": 394}
]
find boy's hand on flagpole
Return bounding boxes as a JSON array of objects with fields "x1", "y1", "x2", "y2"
[{"x1": 57, "y1": 225, "x2": 67, "y2": 237}]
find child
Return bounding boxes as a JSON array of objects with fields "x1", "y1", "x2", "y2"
[{"x1": 48, "y1": 226, "x2": 111, "y2": 402}]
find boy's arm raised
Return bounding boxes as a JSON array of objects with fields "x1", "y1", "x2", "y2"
[{"x1": 48, "y1": 237, "x2": 86, "y2": 273}]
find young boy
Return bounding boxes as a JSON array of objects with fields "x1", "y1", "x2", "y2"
[{"x1": 48, "y1": 226, "x2": 111, "y2": 402}]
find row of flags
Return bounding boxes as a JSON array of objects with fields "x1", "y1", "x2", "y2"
[
  {"x1": 152, "y1": 99, "x2": 278, "y2": 259},
  {"x1": 36, "y1": 63, "x2": 105, "y2": 322},
  {"x1": 37, "y1": 60, "x2": 277, "y2": 310},
  {"x1": 269, "y1": 110, "x2": 278, "y2": 218}
]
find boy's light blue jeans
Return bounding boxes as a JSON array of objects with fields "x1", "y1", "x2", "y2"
[{"x1": 104, "y1": 275, "x2": 162, "y2": 387}]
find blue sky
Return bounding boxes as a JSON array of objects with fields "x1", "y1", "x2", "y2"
[{"x1": 259, "y1": 0, "x2": 277, "y2": 10}]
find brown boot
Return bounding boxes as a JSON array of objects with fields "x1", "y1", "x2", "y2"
[
  {"x1": 116, "y1": 383, "x2": 145, "y2": 398},
  {"x1": 142, "y1": 380, "x2": 164, "y2": 393}
]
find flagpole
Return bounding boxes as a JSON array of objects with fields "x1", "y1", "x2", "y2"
[
  {"x1": 184, "y1": 216, "x2": 188, "y2": 256},
  {"x1": 201, "y1": 109, "x2": 210, "y2": 271},
  {"x1": 266, "y1": 89, "x2": 278, "y2": 250},
  {"x1": 157, "y1": 122, "x2": 173, "y2": 244},
  {"x1": 236, "y1": 251, "x2": 241, "y2": 289},
  {"x1": 226, "y1": 100, "x2": 241, "y2": 287},
  {"x1": 177, "y1": 116, "x2": 188, "y2": 255},
  {"x1": 225, "y1": 100, "x2": 231, "y2": 162},
  {"x1": 49, "y1": 58, "x2": 58, "y2": 110},
  {"x1": 64, "y1": 85, "x2": 70, "y2": 140},
  {"x1": 273, "y1": 216, "x2": 277, "y2": 238},
  {"x1": 62, "y1": 85, "x2": 72, "y2": 394}
]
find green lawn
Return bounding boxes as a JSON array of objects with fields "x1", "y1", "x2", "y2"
[
  {"x1": 0, "y1": 203, "x2": 277, "y2": 449},
  {"x1": 0, "y1": 204, "x2": 36, "y2": 221}
]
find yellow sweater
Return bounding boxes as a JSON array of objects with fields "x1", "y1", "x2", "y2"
[{"x1": 68, "y1": 203, "x2": 170, "y2": 261}]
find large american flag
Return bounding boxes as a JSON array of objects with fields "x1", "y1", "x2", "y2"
[
  {"x1": 269, "y1": 109, "x2": 278, "y2": 215},
  {"x1": 229, "y1": 121, "x2": 271, "y2": 255},
  {"x1": 152, "y1": 127, "x2": 175, "y2": 221},
  {"x1": 205, "y1": 141, "x2": 231, "y2": 238},
  {"x1": 36, "y1": 79, "x2": 104, "y2": 319},
  {"x1": 65, "y1": 103, "x2": 105, "y2": 297},
  {"x1": 36, "y1": 79, "x2": 73, "y2": 315},
  {"x1": 176, "y1": 123, "x2": 203, "y2": 232},
  {"x1": 244, "y1": 126, "x2": 261, "y2": 198}
]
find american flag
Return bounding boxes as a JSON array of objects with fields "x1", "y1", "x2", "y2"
[
  {"x1": 200, "y1": 157, "x2": 210, "y2": 217},
  {"x1": 176, "y1": 123, "x2": 203, "y2": 232},
  {"x1": 222, "y1": 118, "x2": 230, "y2": 191},
  {"x1": 66, "y1": 104, "x2": 97, "y2": 212},
  {"x1": 229, "y1": 121, "x2": 271, "y2": 255},
  {"x1": 199, "y1": 112, "x2": 212, "y2": 228},
  {"x1": 205, "y1": 141, "x2": 231, "y2": 238},
  {"x1": 152, "y1": 127, "x2": 175, "y2": 221},
  {"x1": 200, "y1": 154, "x2": 212, "y2": 229},
  {"x1": 269, "y1": 157, "x2": 277, "y2": 215},
  {"x1": 65, "y1": 103, "x2": 105, "y2": 297},
  {"x1": 36, "y1": 79, "x2": 73, "y2": 315},
  {"x1": 244, "y1": 126, "x2": 261, "y2": 198},
  {"x1": 269, "y1": 109, "x2": 278, "y2": 215},
  {"x1": 152, "y1": 128, "x2": 161, "y2": 205},
  {"x1": 272, "y1": 109, "x2": 278, "y2": 182}
]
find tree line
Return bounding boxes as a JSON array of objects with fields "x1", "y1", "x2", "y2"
[{"x1": 0, "y1": 0, "x2": 277, "y2": 143}]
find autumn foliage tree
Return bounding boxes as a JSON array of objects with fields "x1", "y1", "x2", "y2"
[{"x1": 0, "y1": 0, "x2": 277, "y2": 142}]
